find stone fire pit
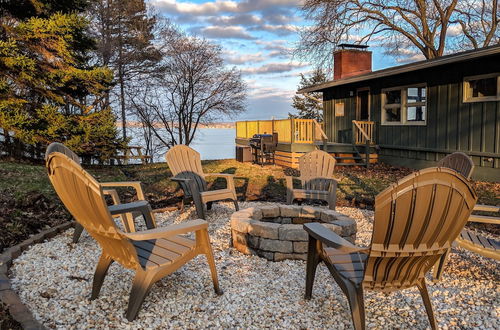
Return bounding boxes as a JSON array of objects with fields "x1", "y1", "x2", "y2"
[{"x1": 230, "y1": 205, "x2": 357, "y2": 261}]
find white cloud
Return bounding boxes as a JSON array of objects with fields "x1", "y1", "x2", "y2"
[
  {"x1": 241, "y1": 61, "x2": 307, "y2": 75},
  {"x1": 250, "y1": 24, "x2": 298, "y2": 36},
  {"x1": 197, "y1": 26, "x2": 255, "y2": 39},
  {"x1": 153, "y1": 0, "x2": 302, "y2": 16},
  {"x1": 223, "y1": 50, "x2": 266, "y2": 64}
]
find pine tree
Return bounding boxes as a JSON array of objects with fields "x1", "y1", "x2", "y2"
[
  {"x1": 290, "y1": 68, "x2": 327, "y2": 121},
  {"x1": 0, "y1": 0, "x2": 122, "y2": 160},
  {"x1": 89, "y1": 0, "x2": 162, "y2": 140}
]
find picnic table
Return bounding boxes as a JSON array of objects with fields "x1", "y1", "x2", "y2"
[{"x1": 113, "y1": 146, "x2": 152, "y2": 165}]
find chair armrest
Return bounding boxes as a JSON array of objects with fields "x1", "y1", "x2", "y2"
[
  {"x1": 171, "y1": 176, "x2": 200, "y2": 196},
  {"x1": 204, "y1": 173, "x2": 236, "y2": 191},
  {"x1": 108, "y1": 200, "x2": 156, "y2": 230},
  {"x1": 304, "y1": 223, "x2": 366, "y2": 253},
  {"x1": 100, "y1": 181, "x2": 145, "y2": 200},
  {"x1": 103, "y1": 189, "x2": 121, "y2": 205},
  {"x1": 122, "y1": 219, "x2": 208, "y2": 240},
  {"x1": 108, "y1": 200, "x2": 150, "y2": 215}
]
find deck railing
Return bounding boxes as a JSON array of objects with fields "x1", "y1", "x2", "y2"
[
  {"x1": 236, "y1": 118, "x2": 327, "y2": 144},
  {"x1": 352, "y1": 120, "x2": 376, "y2": 145}
]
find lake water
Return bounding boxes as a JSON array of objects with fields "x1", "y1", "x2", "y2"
[
  {"x1": 130, "y1": 127, "x2": 236, "y2": 161},
  {"x1": 190, "y1": 128, "x2": 236, "y2": 160}
]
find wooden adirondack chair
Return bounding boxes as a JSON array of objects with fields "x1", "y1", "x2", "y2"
[
  {"x1": 46, "y1": 152, "x2": 222, "y2": 321},
  {"x1": 166, "y1": 145, "x2": 238, "y2": 219},
  {"x1": 45, "y1": 143, "x2": 154, "y2": 243},
  {"x1": 303, "y1": 167, "x2": 477, "y2": 330},
  {"x1": 432, "y1": 151, "x2": 500, "y2": 279},
  {"x1": 286, "y1": 150, "x2": 337, "y2": 210},
  {"x1": 437, "y1": 151, "x2": 475, "y2": 179}
]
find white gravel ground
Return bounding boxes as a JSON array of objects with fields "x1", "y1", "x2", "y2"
[{"x1": 10, "y1": 202, "x2": 500, "y2": 329}]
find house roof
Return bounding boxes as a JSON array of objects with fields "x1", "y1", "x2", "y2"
[{"x1": 298, "y1": 44, "x2": 500, "y2": 94}]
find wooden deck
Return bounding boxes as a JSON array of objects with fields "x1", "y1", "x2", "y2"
[{"x1": 236, "y1": 119, "x2": 377, "y2": 168}]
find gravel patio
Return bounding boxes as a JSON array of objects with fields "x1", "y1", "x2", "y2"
[{"x1": 10, "y1": 202, "x2": 499, "y2": 329}]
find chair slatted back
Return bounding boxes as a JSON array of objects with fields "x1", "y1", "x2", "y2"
[
  {"x1": 166, "y1": 145, "x2": 207, "y2": 194},
  {"x1": 364, "y1": 167, "x2": 477, "y2": 291},
  {"x1": 45, "y1": 142, "x2": 80, "y2": 162},
  {"x1": 46, "y1": 153, "x2": 140, "y2": 270},
  {"x1": 299, "y1": 150, "x2": 336, "y2": 191},
  {"x1": 437, "y1": 152, "x2": 474, "y2": 179}
]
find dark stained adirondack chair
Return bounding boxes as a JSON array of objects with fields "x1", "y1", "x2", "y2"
[
  {"x1": 45, "y1": 143, "x2": 155, "y2": 243},
  {"x1": 46, "y1": 152, "x2": 222, "y2": 321},
  {"x1": 166, "y1": 145, "x2": 238, "y2": 219},
  {"x1": 286, "y1": 150, "x2": 337, "y2": 210},
  {"x1": 303, "y1": 167, "x2": 477, "y2": 330},
  {"x1": 437, "y1": 151, "x2": 475, "y2": 179}
]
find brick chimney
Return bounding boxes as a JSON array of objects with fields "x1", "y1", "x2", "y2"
[{"x1": 333, "y1": 44, "x2": 372, "y2": 80}]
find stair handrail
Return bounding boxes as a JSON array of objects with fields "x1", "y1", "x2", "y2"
[
  {"x1": 313, "y1": 119, "x2": 328, "y2": 149},
  {"x1": 352, "y1": 120, "x2": 371, "y2": 143}
]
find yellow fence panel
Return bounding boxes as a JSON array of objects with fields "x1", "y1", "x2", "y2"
[
  {"x1": 258, "y1": 120, "x2": 273, "y2": 134},
  {"x1": 236, "y1": 121, "x2": 247, "y2": 138},
  {"x1": 247, "y1": 121, "x2": 259, "y2": 138},
  {"x1": 273, "y1": 119, "x2": 292, "y2": 143},
  {"x1": 235, "y1": 118, "x2": 326, "y2": 144}
]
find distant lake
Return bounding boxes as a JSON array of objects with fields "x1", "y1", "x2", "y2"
[
  {"x1": 129, "y1": 127, "x2": 236, "y2": 161},
  {"x1": 190, "y1": 128, "x2": 236, "y2": 160}
]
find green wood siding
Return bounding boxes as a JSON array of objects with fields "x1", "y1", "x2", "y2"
[{"x1": 322, "y1": 54, "x2": 500, "y2": 178}]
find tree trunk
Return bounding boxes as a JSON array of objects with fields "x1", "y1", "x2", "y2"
[{"x1": 119, "y1": 65, "x2": 127, "y2": 141}]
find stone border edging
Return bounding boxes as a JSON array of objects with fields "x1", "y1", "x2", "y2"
[{"x1": 0, "y1": 221, "x2": 74, "y2": 330}]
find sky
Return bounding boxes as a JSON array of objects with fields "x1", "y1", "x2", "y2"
[{"x1": 151, "y1": 0, "x2": 404, "y2": 121}]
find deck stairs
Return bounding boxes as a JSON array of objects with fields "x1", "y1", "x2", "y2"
[{"x1": 315, "y1": 142, "x2": 371, "y2": 167}]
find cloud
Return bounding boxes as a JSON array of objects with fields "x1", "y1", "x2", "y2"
[
  {"x1": 153, "y1": 0, "x2": 301, "y2": 16},
  {"x1": 241, "y1": 62, "x2": 307, "y2": 75},
  {"x1": 250, "y1": 24, "x2": 297, "y2": 36},
  {"x1": 195, "y1": 26, "x2": 256, "y2": 39},
  {"x1": 223, "y1": 50, "x2": 266, "y2": 64},
  {"x1": 247, "y1": 86, "x2": 295, "y2": 100},
  {"x1": 207, "y1": 14, "x2": 262, "y2": 26}
]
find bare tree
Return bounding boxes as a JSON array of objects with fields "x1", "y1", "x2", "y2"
[
  {"x1": 130, "y1": 31, "x2": 246, "y2": 149},
  {"x1": 296, "y1": 0, "x2": 499, "y2": 70}
]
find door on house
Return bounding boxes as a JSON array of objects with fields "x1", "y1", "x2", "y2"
[{"x1": 356, "y1": 88, "x2": 370, "y2": 121}]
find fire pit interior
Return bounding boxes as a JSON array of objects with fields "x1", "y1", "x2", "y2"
[{"x1": 230, "y1": 205, "x2": 357, "y2": 262}]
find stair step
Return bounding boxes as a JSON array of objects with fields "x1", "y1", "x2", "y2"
[
  {"x1": 335, "y1": 156, "x2": 363, "y2": 160},
  {"x1": 336, "y1": 162, "x2": 367, "y2": 166}
]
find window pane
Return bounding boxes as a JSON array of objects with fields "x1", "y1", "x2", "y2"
[
  {"x1": 385, "y1": 90, "x2": 401, "y2": 104},
  {"x1": 407, "y1": 106, "x2": 426, "y2": 121},
  {"x1": 385, "y1": 107, "x2": 401, "y2": 122},
  {"x1": 407, "y1": 87, "x2": 426, "y2": 103},
  {"x1": 467, "y1": 77, "x2": 497, "y2": 98}
]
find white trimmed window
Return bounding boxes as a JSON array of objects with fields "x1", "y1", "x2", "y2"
[
  {"x1": 381, "y1": 85, "x2": 426, "y2": 125},
  {"x1": 463, "y1": 73, "x2": 500, "y2": 102}
]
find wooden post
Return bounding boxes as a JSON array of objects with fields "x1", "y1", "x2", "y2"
[{"x1": 291, "y1": 118, "x2": 295, "y2": 143}]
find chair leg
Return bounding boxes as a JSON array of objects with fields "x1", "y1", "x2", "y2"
[
  {"x1": 179, "y1": 199, "x2": 185, "y2": 213},
  {"x1": 198, "y1": 229, "x2": 223, "y2": 295},
  {"x1": 328, "y1": 192, "x2": 337, "y2": 210},
  {"x1": 233, "y1": 199, "x2": 239, "y2": 211},
  {"x1": 91, "y1": 254, "x2": 114, "y2": 300},
  {"x1": 416, "y1": 279, "x2": 438, "y2": 330},
  {"x1": 193, "y1": 193, "x2": 205, "y2": 219},
  {"x1": 126, "y1": 271, "x2": 154, "y2": 321},
  {"x1": 345, "y1": 283, "x2": 366, "y2": 330},
  {"x1": 305, "y1": 237, "x2": 321, "y2": 300},
  {"x1": 72, "y1": 223, "x2": 84, "y2": 243},
  {"x1": 286, "y1": 190, "x2": 293, "y2": 205},
  {"x1": 432, "y1": 249, "x2": 450, "y2": 283}
]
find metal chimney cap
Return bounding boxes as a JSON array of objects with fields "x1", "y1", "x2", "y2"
[{"x1": 337, "y1": 44, "x2": 369, "y2": 50}]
